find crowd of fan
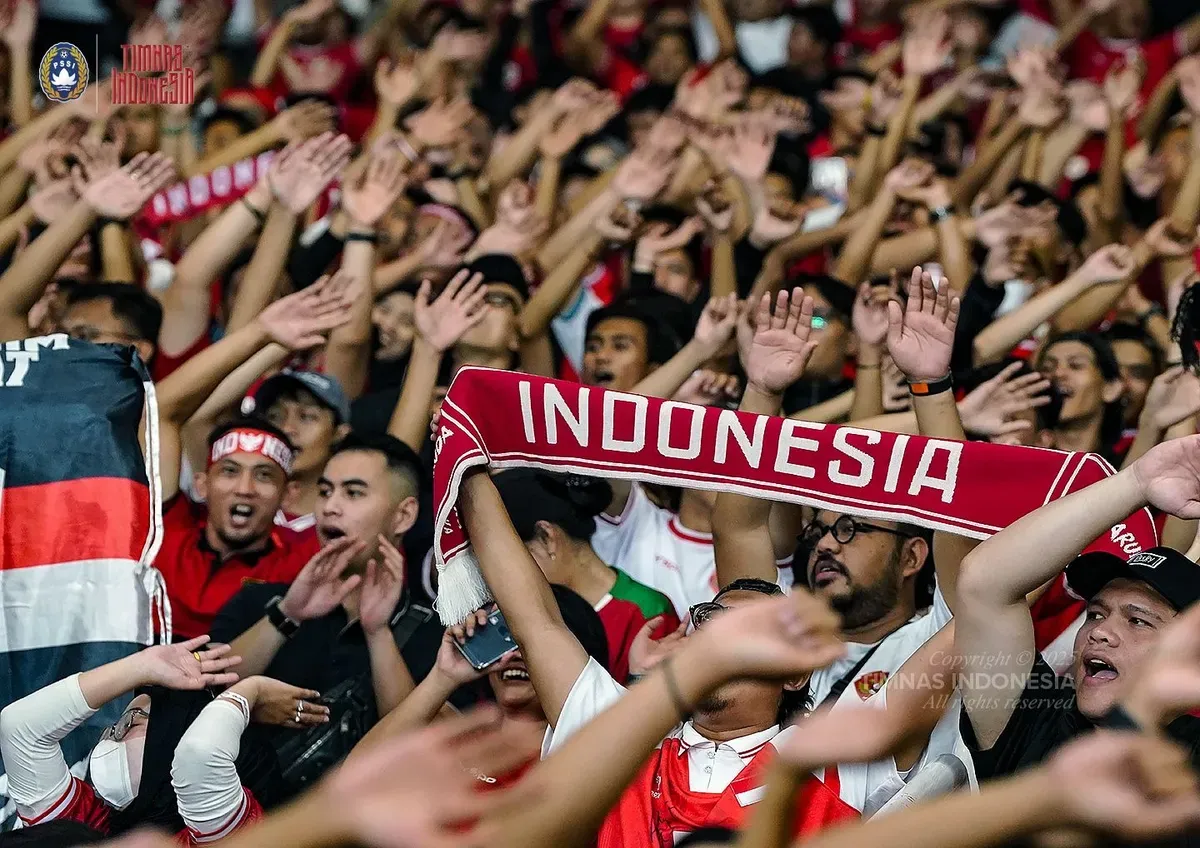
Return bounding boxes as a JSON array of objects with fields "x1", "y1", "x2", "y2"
[{"x1": 6, "y1": 0, "x2": 1200, "y2": 844}]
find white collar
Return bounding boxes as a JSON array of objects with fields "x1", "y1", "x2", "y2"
[{"x1": 673, "y1": 722, "x2": 780, "y2": 758}]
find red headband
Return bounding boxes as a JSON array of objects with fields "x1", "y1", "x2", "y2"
[{"x1": 209, "y1": 428, "x2": 294, "y2": 475}]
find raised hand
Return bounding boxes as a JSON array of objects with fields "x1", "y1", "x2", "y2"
[
  {"x1": 269, "y1": 132, "x2": 353, "y2": 214},
  {"x1": 242, "y1": 677, "x2": 328, "y2": 729},
  {"x1": 695, "y1": 180, "x2": 734, "y2": 233},
  {"x1": 902, "y1": 9, "x2": 951, "y2": 78},
  {"x1": 279, "y1": 538, "x2": 366, "y2": 622},
  {"x1": 360, "y1": 535, "x2": 406, "y2": 635},
  {"x1": 415, "y1": 270, "x2": 487, "y2": 352},
  {"x1": 405, "y1": 99, "x2": 474, "y2": 149},
  {"x1": 633, "y1": 217, "x2": 703, "y2": 270},
  {"x1": 271, "y1": 99, "x2": 337, "y2": 144},
  {"x1": 726, "y1": 114, "x2": 777, "y2": 183},
  {"x1": 1018, "y1": 81, "x2": 1066, "y2": 128},
  {"x1": 628, "y1": 617, "x2": 688, "y2": 676},
  {"x1": 413, "y1": 219, "x2": 472, "y2": 269},
  {"x1": 128, "y1": 14, "x2": 169, "y2": 47},
  {"x1": 749, "y1": 203, "x2": 803, "y2": 249},
  {"x1": 1131, "y1": 435, "x2": 1200, "y2": 519},
  {"x1": 692, "y1": 292, "x2": 740, "y2": 359},
  {"x1": 1139, "y1": 366, "x2": 1200, "y2": 433},
  {"x1": 613, "y1": 146, "x2": 676, "y2": 202},
  {"x1": 82, "y1": 151, "x2": 176, "y2": 220},
  {"x1": 868, "y1": 69, "x2": 904, "y2": 126},
  {"x1": 30, "y1": 179, "x2": 78, "y2": 225},
  {"x1": 974, "y1": 192, "x2": 1028, "y2": 249},
  {"x1": 702, "y1": 589, "x2": 844, "y2": 682},
  {"x1": 71, "y1": 135, "x2": 121, "y2": 188},
  {"x1": 1066, "y1": 80, "x2": 1109, "y2": 132},
  {"x1": 1104, "y1": 56, "x2": 1144, "y2": 116},
  {"x1": 374, "y1": 56, "x2": 421, "y2": 108},
  {"x1": 1078, "y1": 243, "x2": 1136, "y2": 284},
  {"x1": 882, "y1": 356, "x2": 912, "y2": 412},
  {"x1": 0, "y1": 0, "x2": 36, "y2": 52},
  {"x1": 673, "y1": 369, "x2": 740, "y2": 407},
  {"x1": 1141, "y1": 218, "x2": 1196, "y2": 259},
  {"x1": 257, "y1": 272, "x2": 359, "y2": 350},
  {"x1": 852, "y1": 280, "x2": 891, "y2": 348},
  {"x1": 1178, "y1": 55, "x2": 1200, "y2": 116},
  {"x1": 437, "y1": 611, "x2": 518, "y2": 685},
  {"x1": 957, "y1": 361, "x2": 1052, "y2": 438},
  {"x1": 644, "y1": 112, "x2": 688, "y2": 157},
  {"x1": 884, "y1": 158, "x2": 936, "y2": 195},
  {"x1": 342, "y1": 149, "x2": 407, "y2": 228},
  {"x1": 137, "y1": 635, "x2": 240, "y2": 690},
  {"x1": 593, "y1": 204, "x2": 641, "y2": 244},
  {"x1": 745, "y1": 288, "x2": 818, "y2": 396},
  {"x1": 886, "y1": 266, "x2": 960, "y2": 383}
]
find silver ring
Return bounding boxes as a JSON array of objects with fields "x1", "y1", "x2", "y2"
[{"x1": 296, "y1": 701, "x2": 304, "y2": 714}]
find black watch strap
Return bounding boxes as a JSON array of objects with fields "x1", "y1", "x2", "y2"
[{"x1": 266, "y1": 595, "x2": 300, "y2": 638}]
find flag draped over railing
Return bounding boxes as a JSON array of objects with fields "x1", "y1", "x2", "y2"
[{"x1": 0, "y1": 335, "x2": 166, "y2": 830}]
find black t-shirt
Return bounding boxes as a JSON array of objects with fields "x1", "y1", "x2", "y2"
[
  {"x1": 209, "y1": 581, "x2": 481, "y2": 709},
  {"x1": 961, "y1": 654, "x2": 1200, "y2": 847}
]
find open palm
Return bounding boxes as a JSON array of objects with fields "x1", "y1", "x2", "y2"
[
  {"x1": 745, "y1": 288, "x2": 818, "y2": 395},
  {"x1": 886, "y1": 267, "x2": 959, "y2": 383},
  {"x1": 140, "y1": 635, "x2": 240, "y2": 690},
  {"x1": 280, "y1": 538, "x2": 364, "y2": 622},
  {"x1": 1133, "y1": 435, "x2": 1200, "y2": 519},
  {"x1": 83, "y1": 152, "x2": 176, "y2": 220}
]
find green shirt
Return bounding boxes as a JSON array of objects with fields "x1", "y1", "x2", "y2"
[{"x1": 610, "y1": 568, "x2": 677, "y2": 623}]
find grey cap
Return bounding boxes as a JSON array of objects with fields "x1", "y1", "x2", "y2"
[{"x1": 249, "y1": 368, "x2": 351, "y2": 424}]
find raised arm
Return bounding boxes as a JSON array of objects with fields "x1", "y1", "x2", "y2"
[
  {"x1": 458, "y1": 471, "x2": 591, "y2": 726},
  {"x1": 629, "y1": 292, "x2": 738, "y2": 399},
  {"x1": 714, "y1": 289, "x2": 818, "y2": 588}
]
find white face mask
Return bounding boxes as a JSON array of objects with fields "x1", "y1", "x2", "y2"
[{"x1": 89, "y1": 738, "x2": 140, "y2": 810}]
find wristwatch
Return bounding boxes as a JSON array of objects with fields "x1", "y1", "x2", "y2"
[{"x1": 265, "y1": 595, "x2": 301, "y2": 639}]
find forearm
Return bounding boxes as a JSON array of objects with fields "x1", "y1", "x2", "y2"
[
  {"x1": 99, "y1": 223, "x2": 138, "y2": 283},
  {"x1": 78, "y1": 652, "x2": 152, "y2": 708},
  {"x1": 1168, "y1": 136, "x2": 1200, "y2": 239},
  {"x1": 869, "y1": 226, "x2": 940, "y2": 277},
  {"x1": 373, "y1": 251, "x2": 426, "y2": 296},
  {"x1": 1052, "y1": 7, "x2": 1096, "y2": 54},
  {"x1": 848, "y1": 347, "x2": 884, "y2": 421},
  {"x1": 323, "y1": 236, "x2": 376, "y2": 399},
  {"x1": 566, "y1": 0, "x2": 616, "y2": 55},
  {"x1": 0, "y1": 202, "x2": 35, "y2": 255},
  {"x1": 630, "y1": 338, "x2": 716, "y2": 399},
  {"x1": 1096, "y1": 115, "x2": 1125, "y2": 240},
  {"x1": 535, "y1": 157, "x2": 562, "y2": 225},
  {"x1": 910, "y1": 68, "x2": 974, "y2": 132},
  {"x1": 974, "y1": 275, "x2": 1091, "y2": 365},
  {"x1": 485, "y1": 107, "x2": 559, "y2": 190},
  {"x1": 734, "y1": 762, "x2": 802, "y2": 848},
  {"x1": 0, "y1": 167, "x2": 30, "y2": 220},
  {"x1": 250, "y1": 21, "x2": 296, "y2": 87},
  {"x1": 519, "y1": 234, "x2": 603, "y2": 339},
  {"x1": 350, "y1": 671, "x2": 459, "y2": 762},
  {"x1": 228, "y1": 618, "x2": 287, "y2": 679},
  {"x1": 935, "y1": 212, "x2": 973, "y2": 293},
  {"x1": 1137, "y1": 69, "x2": 1179, "y2": 142},
  {"x1": 847, "y1": 135, "x2": 883, "y2": 215},
  {"x1": 773, "y1": 214, "x2": 858, "y2": 265},
  {"x1": 848, "y1": 409, "x2": 919, "y2": 433},
  {"x1": 0, "y1": 105, "x2": 76, "y2": 176},
  {"x1": 366, "y1": 628, "x2": 417, "y2": 717},
  {"x1": 227, "y1": 205, "x2": 298, "y2": 334},
  {"x1": 1038, "y1": 124, "x2": 1089, "y2": 189},
  {"x1": 1020, "y1": 130, "x2": 1045, "y2": 182},
  {"x1": 952, "y1": 120, "x2": 1026, "y2": 208},
  {"x1": 0, "y1": 201, "x2": 95, "y2": 338},
  {"x1": 7, "y1": 47, "x2": 31, "y2": 128},
  {"x1": 388, "y1": 339, "x2": 442, "y2": 451},
  {"x1": 185, "y1": 126, "x2": 284, "y2": 180},
  {"x1": 709, "y1": 232, "x2": 737, "y2": 298},
  {"x1": 789, "y1": 389, "x2": 854, "y2": 423},
  {"x1": 698, "y1": 0, "x2": 736, "y2": 59},
  {"x1": 537, "y1": 187, "x2": 620, "y2": 270},
  {"x1": 834, "y1": 187, "x2": 897, "y2": 286},
  {"x1": 172, "y1": 697, "x2": 248, "y2": 835},
  {"x1": 157, "y1": 321, "x2": 272, "y2": 425},
  {"x1": 879, "y1": 77, "x2": 922, "y2": 177},
  {"x1": 712, "y1": 385, "x2": 785, "y2": 588}
]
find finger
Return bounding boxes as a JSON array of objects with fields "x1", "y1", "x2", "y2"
[
  {"x1": 198, "y1": 643, "x2": 233, "y2": 660},
  {"x1": 180, "y1": 634, "x2": 212, "y2": 651},
  {"x1": 784, "y1": 287, "x2": 804, "y2": 335},
  {"x1": 771, "y1": 289, "x2": 788, "y2": 331},
  {"x1": 635, "y1": 616, "x2": 664, "y2": 641},
  {"x1": 907, "y1": 265, "x2": 923, "y2": 313},
  {"x1": 996, "y1": 420, "x2": 1033, "y2": 436},
  {"x1": 945, "y1": 292, "x2": 960, "y2": 335},
  {"x1": 886, "y1": 299, "x2": 904, "y2": 343},
  {"x1": 334, "y1": 574, "x2": 363, "y2": 603},
  {"x1": 202, "y1": 672, "x2": 241, "y2": 687},
  {"x1": 988, "y1": 361, "x2": 1025, "y2": 387}
]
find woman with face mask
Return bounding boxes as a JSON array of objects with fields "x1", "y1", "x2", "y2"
[{"x1": 0, "y1": 635, "x2": 288, "y2": 840}]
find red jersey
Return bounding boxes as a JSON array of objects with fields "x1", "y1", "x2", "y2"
[
  {"x1": 156, "y1": 496, "x2": 320, "y2": 638},
  {"x1": 1067, "y1": 31, "x2": 1180, "y2": 104},
  {"x1": 597, "y1": 736, "x2": 857, "y2": 847},
  {"x1": 259, "y1": 29, "x2": 362, "y2": 102},
  {"x1": 18, "y1": 776, "x2": 262, "y2": 846}
]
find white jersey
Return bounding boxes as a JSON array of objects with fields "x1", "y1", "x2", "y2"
[{"x1": 592, "y1": 483, "x2": 793, "y2": 618}]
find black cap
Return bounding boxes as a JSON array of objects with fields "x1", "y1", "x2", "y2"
[
  {"x1": 465, "y1": 254, "x2": 529, "y2": 303},
  {"x1": 1065, "y1": 547, "x2": 1200, "y2": 612}
]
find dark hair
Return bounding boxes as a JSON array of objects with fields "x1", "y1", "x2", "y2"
[
  {"x1": 768, "y1": 142, "x2": 811, "y2": 201},
  {"x1": 465, "y1": 253, "x2": 530, "y2": 302},
  {"x1": 785, "y1": 272, "x2": 855, "y2": 322},
  {"x1": 1173, "y1": 281, "x2": 1200, "y2": 374},
  {"x1": 0, "y1": 821, "x2": 108, "y2": 846},
  {"x1": 330, "y1": 431, "x2": 424, "y2": 495},
  {"x1": 1038, "y1": 332, "x2": 1126, "y2": 456},
  {"x1": 637, "y1": 25, "x2": 698, "y2": 66},
  {"x1": 65, "y1": 282, "x2": 163, "y2": 345},
  {"x1": 206, "y1": 414, "x2": 295, "y2": 452},
  {"x1": 495, "y1": 470, "x2": 612, "y2": 542},
  {"x1": 788, "y1": 5, "x2": 842, "y2": 49},
  {"x1": 1106, "y1": 323, "x2": 1164, "y2": 374},
  {"x1": 586, "y1": 297, "x2": 682, "y2": 366},
  {"x1": 623, "y1": 83, "x2": 676, "y2": 117},
  {"x1": 1009, "y1": 180, "x2": 1088, "y2": 249},
  {"x1": 201, "y1": 105, "x2": 259, "y2": 136},
  {"x1": 551, "y1": 583, "x2": 610, "y2": 669}
]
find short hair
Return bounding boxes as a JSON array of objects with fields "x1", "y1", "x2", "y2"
[
  {"x1": 1009, "y1": 180, "x2": 1088, "y2": 248},
  {"x1": 201, "y1": 105, "x2": 258, "y2": 136},
  {"x1": 788, "y1": 5, "x2": 843, "y2": 48},
  {"x1": 623, "y1": 83, "x2": 676, "y2": 117},
  {"x1": 65, "y1": 282, "x2": 163, "y2": 344},
  {"x1": 586, "y1": 299, "x2": 682, "y2": 366},
  {"x1": 1106, "y1": 323, "x2": 1164, "y2": 373},
  {"x1": 207, "y1": 414, "x2": 295, "y2": 452},
  {"x1": 330, "y1": 431, "x2": 423, "y2": 498}
]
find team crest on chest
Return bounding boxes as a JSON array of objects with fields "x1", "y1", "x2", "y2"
[{"x1": 854, "y1": 670, "x2": 889, "y2": 700}]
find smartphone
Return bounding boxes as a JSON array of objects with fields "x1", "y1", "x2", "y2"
[
  {"x1": 809, "y1": 157, "x2": 850, "y2": 204},
  {"x1": 455, "y1": 608, "x2": 518, "y2": 671}
]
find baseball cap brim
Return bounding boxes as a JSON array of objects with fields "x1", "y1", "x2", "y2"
[
  {"x1": 254, "y1": 373, "x2": 345, "y2": 424},
  {"x1": 1065, "y1": 547, "x2": 1198, "y2": 612}
]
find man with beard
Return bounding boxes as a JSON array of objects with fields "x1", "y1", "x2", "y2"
[{"x1": 713, "y1": 289, "x2": 944, "y2": 711}]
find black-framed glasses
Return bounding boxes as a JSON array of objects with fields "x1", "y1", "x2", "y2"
[
  {"x1": 101, "y1": 706, "x2": 150, "y2": 743},
  {"x1": 689, "y1": 601, "x2": 728, "y2": 629},
  {"x1": 800, "y1": 515, "x2": 913, "y2": 549}
]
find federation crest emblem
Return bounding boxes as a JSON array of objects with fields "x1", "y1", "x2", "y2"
[
  {"x1": 39, "y1": 42, "x2": 88, "y2": 104},
  {"x1": 854, "y1": 670, "x2": 889, "y2": 700}
]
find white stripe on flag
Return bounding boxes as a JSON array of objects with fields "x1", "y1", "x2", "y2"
[
  {"x1": 0, "y1": 559, "x2": 154, "y2": 652},
  {"x1": 736, "y1": 786, "x2": 767, "y2": 806}
]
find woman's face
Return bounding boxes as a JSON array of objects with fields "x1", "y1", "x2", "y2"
[
  {"x1": 645, "y1": 32, "x2": 692, "y2": 86},
  {"x1": 372, "y1": 290, "x2": 417, "y2": 361},
  {"x1": 1039, "y1": 340, "x2": 1120, "y2": 427}
]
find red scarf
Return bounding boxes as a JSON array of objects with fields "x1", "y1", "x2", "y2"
[
  {"x1": 432, "y1": 368, "x2": 1159, "y2": 624},
  {"x1": 598, "y1": 737, "x2": 856, "y2": 848}
]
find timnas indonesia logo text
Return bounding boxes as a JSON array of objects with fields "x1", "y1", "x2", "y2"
[{"x1": 112, "y1": 44, "x2": 194, "y2": 105}]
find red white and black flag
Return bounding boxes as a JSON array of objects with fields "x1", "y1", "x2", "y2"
[{"x1": 0, "y1": 335, "x2": 166, "y2": 829}]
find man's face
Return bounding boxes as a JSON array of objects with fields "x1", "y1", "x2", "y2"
[
  {"x1": 653, "y1": 248, "x2": 698, "y2": 301},
  {"x1": 379, "y1": 199, "x2": 415, "y2": 259},
  {"x1": 60, "y1": 299, "x2": 155, "y2": 364},
  {"x1": 582, "y1": 317, "x2": 652, "y2": 391},
  {"x1": 800, "y1": 285, "x2": 850, "y2": 380},
  {"x1": 264, "y1": 389, "x2": 339, "y2": 476},
  {"x1": 1073, "y1": 578, "x2": 1175, "y2": 718},
  {"x1": 646, "y1": 32, "x2": 692, "y2": 86},
  {"x1": 804, "y1": 510, "x2": 910, "y2": 630},
  {"x1": 117, "y1": 105, "x2": 160, "y2": 156},
  {"x1": 199, "y1": 454, "x2": 288, "y2": 548},
  {"x1": 317, "y1": 450, "x2": 413, "y2": 568},
  {"x1": 458, "y1": 282, "x2": 522, "y2": 356},
  {"x1": 1038, "y1": 340, "x2": 1121, "y2": 427},
  {"x1": 203, "y1": 118, "x2": 244, "y2": 156},
  {"x1": 1111, "y1": 339, "x2": 1155, "y2": 426},
  {"x1": 372, "y1": 290, "x2": 417, "y2": 362},
  {"x1": 823, "y1": 78, "x2": 869, "y2": 138},
  {"x1": 787, "y1": 21, "x2": 824, "y2": 68}
]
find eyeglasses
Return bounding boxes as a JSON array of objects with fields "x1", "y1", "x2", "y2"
[
  {"x1": 62, "y1": 324, "x2": 141, "y2": 345},
  {"x1": 101, "y1": 706, "x2": 150, "y2": 743},
  {"x1": 484, "y1": 291, "x2": 520, "y2": 312},
  {"x1": 689, "y1": 601, "x2": 728, "y2": 629},
  {"x1": 800, "y1": 515, "x2": 913, "y2": 548}
]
